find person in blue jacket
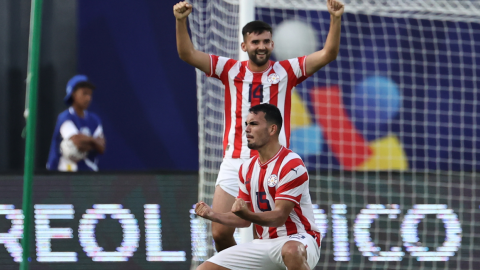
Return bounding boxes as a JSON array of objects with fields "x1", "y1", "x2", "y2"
[{"x1": 47, "y1": 75, "x2": 106, "y2": 171}]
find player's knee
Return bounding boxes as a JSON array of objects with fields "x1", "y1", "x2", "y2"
[
  {"x1": 212, "y1": 223, "x2": 234, "y2": 242},
  {"x1": 281, "y1": 241, "x2": 307, "y2": 261},
  {"x1": 196, "y1": 263, "x2": 208, "y2": 270}
]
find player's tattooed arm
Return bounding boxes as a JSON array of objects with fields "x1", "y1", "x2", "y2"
[
  {"x1": 174, "y1": 1, "x2": 211, "y2": 74},
  {"x1": 305, "y1": 0, "x2": 344, "y2": 75},
  {"x1": 232, "y1": 198, "x2": 295, "y2": 228},
  {"x1": 195, "y1": 201, "x2": 251, "y2": 228}
]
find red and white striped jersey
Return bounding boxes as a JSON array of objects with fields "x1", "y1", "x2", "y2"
[
  {"x1": 237, "y1": 146, "x2": 321, "y2": 246},
  {"x1": 207, "y1": 55, "x2": 310, "y2": 159}
]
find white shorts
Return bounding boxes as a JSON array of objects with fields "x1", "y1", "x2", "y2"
[
  {"x1": 216, "y1": 158, "x2": 250, "y2": 197},
  {"x1": 207, "y1": 233, "x2": 321, "y2": 270}
]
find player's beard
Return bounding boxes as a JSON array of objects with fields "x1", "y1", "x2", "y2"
[
  {"x1": 247, "y1": 141, "x2": 259, "y2": 150},
  {"x1": 248, "y1": 49, "x2": 271, "y2": 67},
  {"x1": 247, "y1": 136, "x2": 268, "y2": 150}
]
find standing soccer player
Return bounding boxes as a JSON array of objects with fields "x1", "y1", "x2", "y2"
[
  {"x1": 196, "y1": 104, "x2": 320, "y2": 270},
  {"x1": 174, "y1": 0, "x2": 344, "y2": 251}
]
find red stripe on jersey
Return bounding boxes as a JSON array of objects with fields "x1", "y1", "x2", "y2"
[
  {"x1": 294, "y1": 205, "x2": 319, "y2": 246},
  {"x1": 284, "y1": 87, "x2": 292, "y2": 149},
  {"x1": 296, "y1": 56, "x2": 309, "y2": 85},
  {"x1": 268, "y1": 147, "x2": 290, "y2": 198},
  {"x1": 221, "y1": 59, "x2": 239, "y2": 156},
  {"x1": 313, "y1": 231, "x2": 321, "y2": 247},
  {"x1": 279, "y1": 60, "x2": 296, "y2": 148},
  {"x1": 238, "y1": 189, "x2": 250, "y2": 202},
  {"x1": 299, "y1": 56, "x2": 306, "y2": 76},
  {"x1": 285, "y1": 216, "x2": 298, "y2": 235},
  {"x1": 232, "y1": 63, "x2": 247, "y2": 158},
  {"x1": 294, "y1": 205, "x2": 311, "y2": 232},
  {"x1": 279, "y1": 158, "x2": 304, "y2": 179},
  {"x1": 208, "y1": 55, "x2": 219, "y2": 78},
  {"x1": 277, "y1": 172, "x2": 308, "y2": 196},
  {"x1": 267, "y1": 68, "x2": 279, "y2": 106},
  {"x1": 255, "y1": 224, "x2": 264, "y2": 239},
  {"x1": 249, "y1": 72, "x2": 264, "y2": 157},
  {"x1": 238, "y1": 164, "x2": 244, "y2": 184},
  {"x1": 245, "y1": 156, "x2": 258, "y2": 196},
  {"x1": 279, "y1": 60, "x2": 298, "y2": 87},
  {"x1": 268, "y1": 226, "x2": 278, "y2": 238}
]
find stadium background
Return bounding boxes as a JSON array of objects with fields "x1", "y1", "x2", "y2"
[{"x1": 0, "y1": 0, "x2": 479, "y2": 270}]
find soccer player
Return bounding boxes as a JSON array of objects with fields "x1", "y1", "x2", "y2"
[
  {"x1": 195, "y1": 104, "x2": 320, "y2": 270},
  {"x1": 174, "y1": 0, "x2": 344, "y2": 251},
  {"x1": 46, "y1": 75, "x2": 105, "y2": 172}
]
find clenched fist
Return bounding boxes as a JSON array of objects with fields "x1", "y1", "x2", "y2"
[
  {"x1": 327, "y1": 0, "x2": 344, "y2": 17},
  {"x1": 231, "y1": 198, "x2": 249, "y2": 217},
  {"x1": 173, "y1": 1, "x2": 192, "y2": 20},
  {"x1": 195, "y1": 201, "x2": 213, "y2": 220}
]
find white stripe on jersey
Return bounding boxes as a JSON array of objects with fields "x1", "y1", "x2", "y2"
[
  {"x1": 240, "y1": 69, "x2": 254, "y2": 158},
  {"x1": 224, "y1": 62, "x2": 241, "y2": 157}
]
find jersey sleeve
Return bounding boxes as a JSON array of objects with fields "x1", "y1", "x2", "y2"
[
  {"x1": 280, "y1": 56, "x2": 310, "y2": 86},
  {"x1": 275, "y1": 158, "x2": 309, "y2": 205},
  {"x1": 205, "y1": 54, "x2": 237, "y2": 83},
  {"x1": 237, "y1": 164, "x2": 251, "y2": 202},
  {"x1": 59, "y1": 120, "x2": 79, "y2": 140}
]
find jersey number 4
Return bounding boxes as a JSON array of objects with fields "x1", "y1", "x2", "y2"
[
  {"x1": 249, "y1": 84, "x2": 264, "y2": 103},
  {"x1": 256, "y1": 191, "x2": 272, "y2": 212}
]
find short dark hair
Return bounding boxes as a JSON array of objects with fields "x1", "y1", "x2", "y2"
[
  {"x1": 242, "y1": 21, "x2": 272, "y2": 41},
  {"x1": 73, "y1": 81, "x2": 96, "y2": 92},
  {"x1": 249, "y1": 103, "x2": 283, "y2": 134}
]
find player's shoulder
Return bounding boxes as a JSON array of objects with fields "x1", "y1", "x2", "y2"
[
  {"x1": 239, "y1": 155, "x2": 259, "y2": 173},
  {"x1": 281, "y1": 149, "x2": 306, "y2": 167},
  {"x1": 211, "y1": 54, "x2": 239, "y2": 66},
  {"x1": 273, "y1": 56, "x2": 306, "y2": 67},
  {"x1": 241, "y1": 156, "x2": 257, "y2": 168}
]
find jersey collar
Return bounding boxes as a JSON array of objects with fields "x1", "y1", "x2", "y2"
[
  {"x1": 258, "y1": 146, "x2": 285, "y2": 168},
  {"x1": 246, "y1": 60, "x2": 273, "y2": 74},
  {"x1": 69, "y1": 106, "x2": 87, "y2": 118}
]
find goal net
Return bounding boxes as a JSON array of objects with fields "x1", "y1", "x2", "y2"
[{"x1": 189, "y1": 0, "x2": 480, "y2": 269}]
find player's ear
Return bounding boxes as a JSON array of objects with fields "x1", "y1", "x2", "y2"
[
  {"x1": 241, "y1": 41, "x2": 247, "y2": 52},
  {"x1": 269, "y1": 124, "x2": 277, "y2": 136}
]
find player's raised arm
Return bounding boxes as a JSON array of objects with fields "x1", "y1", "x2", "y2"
[
  {"x1": 305, "y1": 0, "x2": 344, "y2": 75},
  {"x1": 174, "y1": 1, "x2": 211, "y2": 74}
]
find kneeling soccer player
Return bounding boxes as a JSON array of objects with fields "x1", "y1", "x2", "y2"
[{"x1": 195, "y1": 104, "x2": 321, "y2": 270}]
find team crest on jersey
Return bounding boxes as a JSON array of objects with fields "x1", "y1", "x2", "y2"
[
  {"x1": 267, "y1": 73, "x2": 280, "y2": 84},
  {"x1": 267, "y1": 174, "x2": 279, "y2": 187}
]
